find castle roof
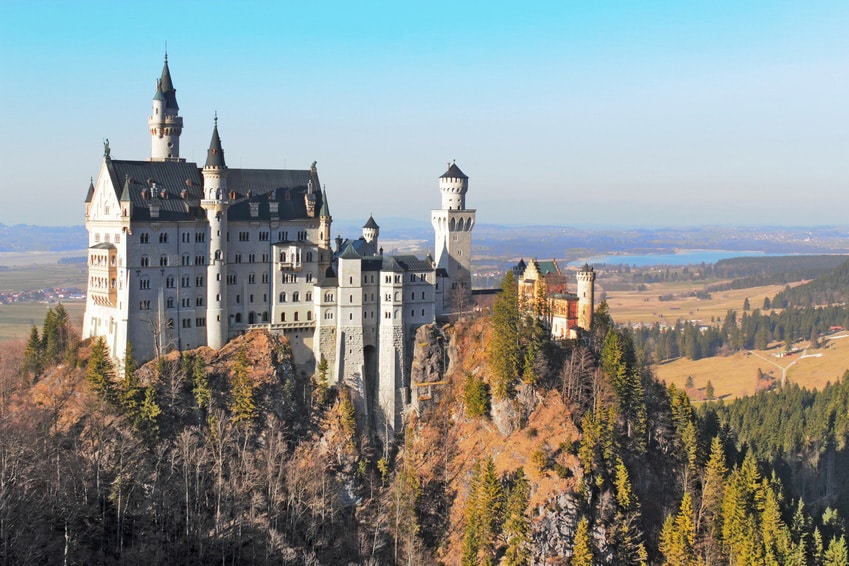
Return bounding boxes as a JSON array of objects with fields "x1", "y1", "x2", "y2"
[
  {"x1": 338, "y1": 242, "x2": 361, "y2": 260},
  {"x1": 360, "y1": 254, "x2": 432, "y2": 273},
  {"x1": 319, "y1": 188, "x2": 330, "y2": 217},
  {"x1": 363, "y1": 215, "x2": 379, "y2": 230},
  {"x1": 159, "y1": 56, "x2": 179, "y2": 110},
  {"x1": 205, "y1": 124, "x2": 226, "y2": 168},
  {"x1": 85, "y1": 178, "x2": 95, "y2": 203},
  {"x1": 440, "y1": 163, "x2": 467, "y2": 179},
  {"x1": 102, "y1": 159, "x2": 325, "y2": 223}
]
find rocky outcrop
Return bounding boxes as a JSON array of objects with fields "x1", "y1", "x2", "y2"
[{"x1": 410, "y1": 323, "x2": 452, "y2": 414}]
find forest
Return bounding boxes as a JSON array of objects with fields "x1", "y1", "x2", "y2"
[{"x1": 2, "y1": 286, "x2": 849, "y2": 563}]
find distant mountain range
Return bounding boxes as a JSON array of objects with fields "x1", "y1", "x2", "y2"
[
  {"x1": 0, "y1": 224, "x2": 87, "y2": 252},
  {"x1": 5, "y1": 221, "x2": 849, "y2": 261}
]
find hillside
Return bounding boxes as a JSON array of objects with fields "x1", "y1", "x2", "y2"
[
  {"x1": 5, "y1": 301, "x2": 849, "y2": 564},
  {"x1": 773, "y1": 257, "x2": 849, "y2": 307}
]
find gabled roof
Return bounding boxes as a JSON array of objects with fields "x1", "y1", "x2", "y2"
[
  {"x1": 205, "y1": 124, "x2": 226, "y2": 168},
  {"x1": 535, "y1": 259, "x2": 561, "y2": 277},
  {"x1": 440, "y1": 163, "x2": 467, "y2": 179},
  {"x1": 85, "y1": 178, "x2": 95, "y2": 203}
]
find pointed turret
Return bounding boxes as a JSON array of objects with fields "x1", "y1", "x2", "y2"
[
  {"x1": 205, "y1": 119, "x2": 226, "y2": 168},
  {"x1": 148, "y1": 54, "x2": 183, "y2": 161},
  {"x1": 319, "y1": 189, "x2": 331, "y2": 217},
  {"x1": 85, "y1": 178, "x2": 95, "y2": 204},
  {"x1": 120, "y1": 176, "x2": 131, "y2": 202},
  {"x1": 159, "y1": 53, "x2": 179, "y2": 110}
]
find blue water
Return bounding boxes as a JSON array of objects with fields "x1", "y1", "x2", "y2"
[{"x1": 569, "y1": 250, "x2": 779, "y2": 267}]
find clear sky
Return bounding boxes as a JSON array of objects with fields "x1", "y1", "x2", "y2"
[{"x1": 1, "y1": 1, "x2": 847, "y2": 227}]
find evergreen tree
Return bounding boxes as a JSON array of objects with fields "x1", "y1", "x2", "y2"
[
  {"x1": 86, "y1": 337, "x2": 116, "y2": 400},
  {"x1": 229, "y1": 349, "x2": 256, "y2": 426},
  {"x1": 824, "y1": 535, "x2": 849, "y2": 566},
  {"x1": 571, "y1": 517, "x2": 594, "y2": 566},
  {"x1": 488, "y1": 271, "x2": 521, "y2": 399},
  {"x1": 313, "y1": 354, "x2": 329, "y2": 405},
  {"x1": 503, "y1": 468, "x2": 531, "y2": 566},
  {"x1": 743, "y1": 297, "x2": 751, "y2": 311},
  {"x1": 23, "y1": 325, "x2": 43, "y2": 376},
  {"x1": 191, "y1": 355, "x2": 211, "y2": 410},
  {"x1": 119, "y1": 343, "x2": 143, "y2": 422}
]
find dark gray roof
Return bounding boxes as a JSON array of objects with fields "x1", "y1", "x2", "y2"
[
  {"x1": 360, "y1": 254, "x2": 432, "y2": 273},
  {"x1": 159, "y1": 58, "x2": 178, "y2": 110},
  {"x1": 205, "y1": 125, "x2": 226, "y2": 168},
  {"x1": 363, "y1": 215, "x2": 379, "y2": 229},
  {"x1": 105, "y1": 159, "x2": 204, "y2": 222},
  {"x1": 338, "y1": 242, "x2": 361, "y2": 260},
  {"x1": 393, "y1": 255, "x2": 432, "y2": 272},
  {"x1": 103, "y1": 159, "x2": 325, "y2": 223},
  {"x1": 85, "y1": 179, "x2": 95, "y2": 203},
  {"x1": 120, "y1": 176, "x2": 131, "y2": 202},
  {"x1": 319, "y1": 189, "x2": 330, "y2": 217},
  {"x1": 225, "y1": 167, "x2": 324, "y2": 222},
  {"x1": 440, "y1": 163, "x2": 467, "y2": 179}
]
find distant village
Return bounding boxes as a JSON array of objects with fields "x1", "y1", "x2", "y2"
[{"x1": 0, "y1": 287, "x2": 85, "y2": 305}]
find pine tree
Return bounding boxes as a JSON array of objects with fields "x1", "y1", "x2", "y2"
[
  {"x1": 229, "y1": 349, "x2": 256, "y2": 426},
  {"x1": 488, "y1": 271, "x2": 521, "y2": 399},
  {"x1": 23, "y1": 325, "x2": 43, "y2": 376},
  {"x1": 571, "y1": 517, "x2": 593, "y2": 566},
  {"x1": 503, "y1": 468, "x2": 531, "y2": 566},
  {"x1": 824, "y1": 535, "x2": 849, "y2": 566},
  {"x1": 119, "y1": 343, "x2": 143, "y2": 422},
  {"x1": 659, "y1": 492, "x2": 697, "y2": 566},
  {"x1": 86, "y1": 337, "x2": 116, "y2": 400},
  {"x1": 313, "y1": 354, "x2": 330, "y2": 405},
  {"x1": 191, "y1": 355, "x2": 211, "y2": 410}
]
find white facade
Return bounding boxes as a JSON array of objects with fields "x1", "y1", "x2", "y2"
[{"x1": 83, "y1": 57, "x2": 475, "y2": 437}]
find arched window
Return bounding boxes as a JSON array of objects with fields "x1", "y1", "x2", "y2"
[
  {"x1": 235, "y1": 313, "x2": 242, "y2": 323},
  {"x1": 307, "y1": 311, "x2": 312, "y2": 321},
  {"x1": 294, "y1": 312, "x2": 299, "y2": 321},
  {"x1": 293, "y1": 292, "x2": 299, "y2": 302},
  {"x1": 279, "y1": 292, "x2": 286, "y2": 302}
]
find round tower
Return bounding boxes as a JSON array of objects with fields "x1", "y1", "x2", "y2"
[
  {"x1": 200, "y1": 118, "x2": 229, "y2": 349},
  {"x1": 577, "y1": 264, "x2": 596, "y2": 332},
  {"x1": 363, "y1": 214, "x2": 379, "y2": 247},
  {"x1": 439, "y1": 161, "x2": 469, "y2": 210},
  {"x1": 148, "y1": 54, "x2": 183, "y2": 161}
]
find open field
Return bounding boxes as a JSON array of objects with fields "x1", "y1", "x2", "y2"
[
  {"x1": 605, "y1": 280, "x2": 798, "y2": 326},
  {"x1": 0, "y1": 263, "x2": 87, "y2": 293},
  {"x1": 0, "y1": 301, "x2": 86, "y2": 341},
  {"x1": 655, "y1": 333, "x2": 849, "y2": 400}
]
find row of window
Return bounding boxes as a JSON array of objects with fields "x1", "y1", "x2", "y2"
[
  {"x1": 139, "y1": 232, "x2": 206, "y2": 244},
  {"x1": 277, "y1": 291, "x2": 312, "y2": 302},
  {"x1": 93, "y1": 233, "x2": 121, "y2": 244}
]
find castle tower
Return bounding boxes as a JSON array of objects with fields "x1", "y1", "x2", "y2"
[
  {"x1": 200, "y1": 119, "x2": 229, "y2": 349},
  {"x1": 362, "y1": 215, "x2": 379, "y2": 252},
  {"x1": 577, "y1": 264, "x2": 596, "y2": 332},
  {"x1": 431, "y1": 162, "x2": 475, "y2": 314},
  {"x1": 318, "y1": 188, "x2": 332, "y2": 252},
  {"x1": 148, "y1": 54, "x2": 183, "y2": 161}
]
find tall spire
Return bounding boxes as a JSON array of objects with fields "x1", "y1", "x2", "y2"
[
  {"x1": 205, "y1": 117, "x2": 226, "y2": 168},
  {"x1": 159, "y1": 53, "x2": 178, "y2": 110},
  {"x1": 319, "y1": 187, "x2": 330, "y2": 217}
]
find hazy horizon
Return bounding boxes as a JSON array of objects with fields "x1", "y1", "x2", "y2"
[{"x1": 2, "y1": 1, "x2": 847, "y2": 227}]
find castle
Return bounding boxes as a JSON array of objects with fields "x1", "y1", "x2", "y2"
[
  {"x1": 83, "y1": 56, "x2": 591, "y2": 436},
  {"x1": 514, "y1": 259, "x2": 596, "y2": 340}
]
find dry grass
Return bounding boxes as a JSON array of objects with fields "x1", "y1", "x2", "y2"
[
  {"x1": 0, "y1": 301, "x2": 85, "y2": 341},
  {"x1": 606, "y1": 280, "x2": 799, "y2": 326},
  {"x1": 655, "y1": 333, "x2": 849, "y2": 400}
]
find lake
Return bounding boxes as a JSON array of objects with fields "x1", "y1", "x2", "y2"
[{"x1": 568, "y1": 250, "x2": 782, "y2": 267}]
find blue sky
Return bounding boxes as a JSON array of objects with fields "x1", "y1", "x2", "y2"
[{"x1": 1, "y1": 1, "x2": 847, "y2": 227}]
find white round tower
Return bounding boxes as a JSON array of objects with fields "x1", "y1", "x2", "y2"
[
  {"x1": 577, "y1": 264, "x2": 596, "y2": 332},
  {"x1": 439, "y1": 161, "x2": 469, "y2": 210},
  {"x1": 200, "y1": 118, "x2": 229, "y2": 349},
  {"x1": 363, "y1": 214, "x2": 380, "y2": 247},
  {"x1": 148, "y1": 54, "x2": 183, "y2": 161}
]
